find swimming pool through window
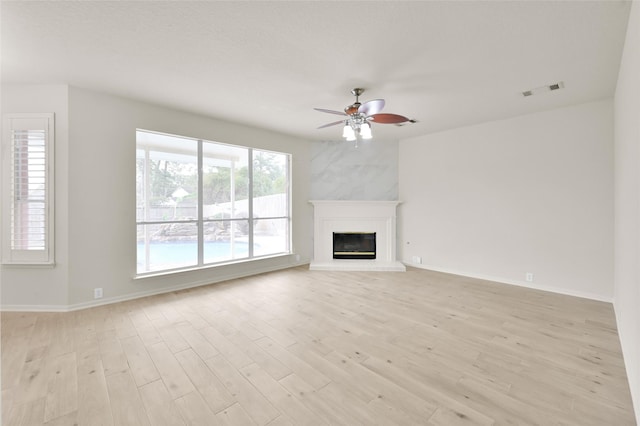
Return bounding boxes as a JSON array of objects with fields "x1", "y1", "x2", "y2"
[{"x1": 136, "y1": 130, "x2": 291, "y2": 275}]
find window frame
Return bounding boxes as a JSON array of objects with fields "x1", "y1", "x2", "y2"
[
  {"x1": 135, "y1": 129, "x2": 291, "y2": 276},
  {"x1": 1, "y1": 113, "x2": 55, "y2": 265}
]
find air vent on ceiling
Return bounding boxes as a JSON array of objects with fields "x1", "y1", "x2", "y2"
[{"x1": 522, "y1": 81, "x2": 564, "y2": 97}]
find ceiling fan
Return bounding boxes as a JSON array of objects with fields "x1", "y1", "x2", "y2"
[{"x1": 315, "y1": 88, "x2": 415, "y2": 142}]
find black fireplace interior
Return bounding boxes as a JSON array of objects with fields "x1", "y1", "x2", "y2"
[{"x1": 333, "y1": 232, "x2": 376, "y2": 260}]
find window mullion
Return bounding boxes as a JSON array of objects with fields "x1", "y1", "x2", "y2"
[
  {"x1": 144, "y1": 147, "x2": 151, "y2": 272},
  {"x1": 248, "y1": 149, "x2": 254, "y2": 258},
  {"x1": 197, "y1": 140, "x2": 204, "y2": 266},
  {"x1": 287, "y1": 155, "x2": 292, "y2": 253}
]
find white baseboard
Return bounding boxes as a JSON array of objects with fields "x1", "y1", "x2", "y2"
[
  {"x1": 2, "y1": 259, "x2": 611, "y2": 312},
  {"x1": 613, "y1": 302, "x2": 640, "y2": 424},
  {"x1": 0, "y1": 304, "x2": 70, "y2": 313},
  {"x1": 1, "y1": 260, "x2": 310, "y2": 312},
  {"x1": 405, "y1": 263, "x2": 613, "y2": 303}
]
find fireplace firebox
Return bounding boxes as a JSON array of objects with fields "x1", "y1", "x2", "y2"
[{"x1": 333, "y1": 232, "x2": 376, "y2": 260}]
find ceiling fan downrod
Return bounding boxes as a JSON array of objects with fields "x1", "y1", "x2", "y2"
[{"x1": 345, "y1": 88, "x2": 365, "y2": 115}]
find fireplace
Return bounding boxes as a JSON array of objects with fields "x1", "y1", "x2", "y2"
[
  {"x1": 309, "y1": 200, "x2": 405, "y2": 271},
  {"x1": 333, "y1": 232, "x2": 376, "y2": 259}
]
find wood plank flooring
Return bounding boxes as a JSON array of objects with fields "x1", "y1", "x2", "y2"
[{"x1": 1, "y1": 266, "x2": 636, "y2": 425}]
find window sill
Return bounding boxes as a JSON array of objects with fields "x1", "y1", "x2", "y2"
[
  {"x1": 133, "y1": 252, "x2": 292, "y2": 281},
  {"x1": 1, "y1": 262, "x2": 56, "y2": 269}
]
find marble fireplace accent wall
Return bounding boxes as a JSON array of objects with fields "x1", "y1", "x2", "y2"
[{"x1": 310, "y1": 139, "x2": 398, "y2": 200}]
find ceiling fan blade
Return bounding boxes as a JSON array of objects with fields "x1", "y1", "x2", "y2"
[
  {"x1": 317, "y1": 119, "x2": 346, "y2": 129},
  {"x1": 314, "y1": 108, "x2": 347, "y2": 116},
  {"x1": 369, "y1": 113, "x2": 412, "y2": 124},
  {"x1": 358, "y1": 99, "x2": 385, "y2": 116}
]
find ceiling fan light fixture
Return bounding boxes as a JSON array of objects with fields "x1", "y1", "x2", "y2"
[
  {"x1": 342, "y1": 123, "x2": 351, "y2": 138},
  {"x1": 343, "y1": 124, "x2": 356, "y2": 141},
  {"x1": 360, "y1": 122, "x2": 372, "y2": 139}
]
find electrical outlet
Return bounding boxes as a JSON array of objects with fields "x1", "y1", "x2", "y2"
[
  {"x1": 295, "y1": 254, "x2": 301, "y2": 262},
  {"x1": 412, "y1": 256, "x2": 422, "y2": 264},
  {"x1": 94, "y1": 288, "x2": 103, "y2": 299},
  {"x1": 525, "y1": 273, "x2": 534, "y2": 283}
]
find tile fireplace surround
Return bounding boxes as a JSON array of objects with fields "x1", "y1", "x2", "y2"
[{"x1": 309, "y1": 200, "x2": 406, "y2": 271}]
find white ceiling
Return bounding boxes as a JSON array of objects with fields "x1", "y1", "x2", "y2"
[{"x1": 1, "y1": 1, "x2": 631, "y2": 141}]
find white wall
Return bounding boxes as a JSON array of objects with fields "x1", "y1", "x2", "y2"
[
  {"x1": 1, "y1": 85, "x2": 313, "y2": 310},
  {"x1": 614, "y1": 0, "x2": 640, "y2": 420},
  {"x1": 1, "y1": 85, "x2": 70, "y2": 308},
  {"x1": 399, "y1": 99, "x2": 614, "y2": 301}
]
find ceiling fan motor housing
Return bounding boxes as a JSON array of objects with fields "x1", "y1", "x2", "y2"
[{"x1": 344, "y1": 102, "x2": 361, "y2": 115}]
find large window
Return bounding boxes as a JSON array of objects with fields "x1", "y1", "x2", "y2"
[
  {"x1": 2, "y1": 113, "x2": 55, "y2": 265},
  {"x1": 136, "y1": 130, "x2": 290, "y2": 275}
]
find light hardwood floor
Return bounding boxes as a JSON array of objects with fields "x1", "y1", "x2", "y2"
[{"x1": 1, "y1": 266, "x2": 636, "y2": 425}]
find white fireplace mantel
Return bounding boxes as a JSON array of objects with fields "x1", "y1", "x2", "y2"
[{"x1": 309, "y1": 200, "x2": 406, "y2": 272}]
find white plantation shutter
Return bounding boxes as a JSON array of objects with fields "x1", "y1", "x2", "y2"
[{"x1": 2, "y1": 114, "x2": 55, "y2": 264}]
